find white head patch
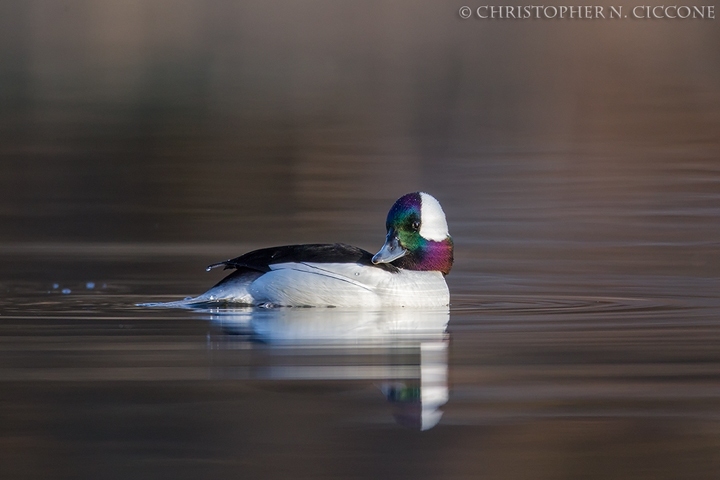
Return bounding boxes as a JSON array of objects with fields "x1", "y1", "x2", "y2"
[{"x1": 419, "y1": 192, "x2": 449, "y2": 241}]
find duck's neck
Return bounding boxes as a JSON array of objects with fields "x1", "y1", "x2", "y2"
[{"x1": 393, "y1": 237, "x2": 453, "y2": 275}]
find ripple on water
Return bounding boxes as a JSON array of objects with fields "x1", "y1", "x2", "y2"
[
  {"x1": 453, "y1": 294, "x2": 679, "y2": 314},
  {"x1": 448, "y1": 293, "x2": 714, "y2": 330}
]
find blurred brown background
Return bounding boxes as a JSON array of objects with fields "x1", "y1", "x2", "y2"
[{"x1": 1, "y1": 0, "x2": 718, "y2": 252}]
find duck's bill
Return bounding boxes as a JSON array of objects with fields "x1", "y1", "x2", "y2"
[{"x1": 372, "y1": 234, "x2": 407, "y2": 264}]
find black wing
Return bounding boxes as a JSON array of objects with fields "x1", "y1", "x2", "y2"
[{"x1": 207, "y1": 243, "x2": 399, "y2": 273}]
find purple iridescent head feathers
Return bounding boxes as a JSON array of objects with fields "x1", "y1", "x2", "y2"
[{"x1": 372, "y1": 192, "x2": 453, "y2": 275}]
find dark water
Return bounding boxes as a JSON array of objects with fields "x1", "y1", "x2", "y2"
[{"x1": 2, "y1": 1, "x2": 720, "y2": 479}]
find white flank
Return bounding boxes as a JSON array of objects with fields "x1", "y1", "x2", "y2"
[
  {"x1": 418, "y1": 192, "x2": 449, "y2": 242},
  {"x1": 247, "y1": 262, "x2": 450, "y2": 307}
]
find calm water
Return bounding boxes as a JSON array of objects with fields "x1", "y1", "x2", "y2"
[{"x1": 2, "y1": 1, "x2": 720, "y2": 479}]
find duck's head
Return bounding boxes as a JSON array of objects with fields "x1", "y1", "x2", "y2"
[{"x1": 372, "y1": 192, "x2": 453, "y2": 275}]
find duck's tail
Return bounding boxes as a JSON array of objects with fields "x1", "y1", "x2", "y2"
[
  {"x1": 136, "y1": 294, "x2": 218, "y2": 309},
  {"x1": 137, "y1": 270, "x2": 261, "y2": 309}
]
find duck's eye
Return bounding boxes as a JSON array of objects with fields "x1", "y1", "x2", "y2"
[{"x1": 411, "y1": 221, "x2": 420, "y2": 231}]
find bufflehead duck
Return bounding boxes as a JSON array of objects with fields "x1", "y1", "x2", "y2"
[{"x1": 148, "y1": 192, "x2": 453, "y2": 308}]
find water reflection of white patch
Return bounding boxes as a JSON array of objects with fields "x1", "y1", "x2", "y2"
[
  {"x1": 381, "y1": 342, "x2": 449, "y2": 430},
  {"x1": 206, "y1": 307, "x2": 449, "y2": 431}
]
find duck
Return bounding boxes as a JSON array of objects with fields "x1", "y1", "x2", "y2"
[{"x1": 146, "y1": 192, "x2": 453, "y2": 308}]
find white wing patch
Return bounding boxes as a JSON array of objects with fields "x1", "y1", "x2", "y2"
[{"x1": 250, "y1": 262, "x2": 390, "y2": 307}]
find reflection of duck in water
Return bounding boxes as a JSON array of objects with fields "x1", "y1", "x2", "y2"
[
  {"x1": 208, "y1": 308, "x2": 449, "y2": 430},
  {"x1": 142, "y1": 192, "x2": 453, "y2": 308},
  {"x1": 382, "y1": 342, "x2": 449, "y2": 431}
]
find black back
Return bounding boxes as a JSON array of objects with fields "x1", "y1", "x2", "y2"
[{"x1": 207, "y1": 243, "x2": 399, "y2": 273}]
